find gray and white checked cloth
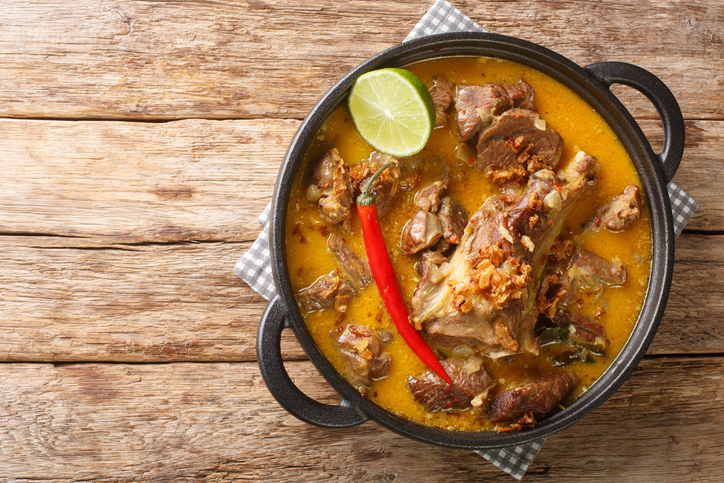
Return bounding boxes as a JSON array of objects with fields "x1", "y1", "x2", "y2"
[{"x1": 234, "y1": 0, "x2": 698, "y2": 479}]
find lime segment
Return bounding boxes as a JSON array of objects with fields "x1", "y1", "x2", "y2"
[{"x1": 348, "y1": 68, "x2": 435, "y2": 158}]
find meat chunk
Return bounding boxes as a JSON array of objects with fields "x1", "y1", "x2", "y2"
[
  {"x1": 430, "y1": 77, "x2": 454, "y2": 128},
  {"x1": 412, "y1": 251, "x2": 452, "y2": 309},
  {"x1": 500, "y1": 80, "x2": 535, "y2": 110},
  {"x1": 308, "y1": 148, "x2": 354, "y2": 230},
  {"x1": 399, "y1": 169, "x2": 422, "y2": 192},
  {"x1": 537, "y1": 271, "x2": 573, "y2": 318},
  {"x1": 438, "y1": 196, "x2": 467, "y2": 245},
  {"x1": 414, "y1": 173, "x2": 449, "y2": 213},
  {"x1": 455, "y1": 80, "x2": 535, "y2": 143},
  {"x1": 476, "y1": 109, "x2": 564, "y2": 183},
  {"x1": 568, "y1": 249, "x2": 627, "y2": 289},
  {"x1": 327, "y1": 233, "x2": 372, "y2": 291},
  {"x1": 592, "y1": 184, "x2": 642, "y2": 232},
  {"x1": 297, "y1": 270, "x2": 355, "y2": 313},
  {"x1": 411, "y1": 152, "x2": 599, "y2": 358},
  {"x1": 456, "y1": 84, "x2": 513, "y2": 142},
  {"x1": 555, "y1": 312, "x2": 610, "y2": 350},
  {"x1": 406, "y1": 175, "x2": 462, "y2": 254},
  {"x1": 400, "y1": 211, "x2": 444, "y2": 255},
  {"x1": 488, "y1": 372, "x2": 580, "y2": 427},
  {"x1": 331, "y1": 324, "x2": 392, "y2": 389},
  {"x1": 417, "y1": 250, "x2": 449, "y2": 276},
  {"x1": 351, "y1": 152, "x2": 401, "y2": 217},
  {"x1": 548, "y1": 238, "x2": 577, "y2": 263},
  {"x1": 408, "y1": 358, "x2": 496, "y2": 412}
]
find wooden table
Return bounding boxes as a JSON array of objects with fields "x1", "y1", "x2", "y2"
[{"x1": 1, "y1": 1, "x2": 721, "y2": 480}]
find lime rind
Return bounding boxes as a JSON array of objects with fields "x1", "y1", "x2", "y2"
[{"x1": 348, "y1": 68, "x2": 435, "y2": 158}]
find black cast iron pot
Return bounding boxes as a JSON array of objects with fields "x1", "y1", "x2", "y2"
[{"x1": 256, "y1": 32, "x2": 684, "y2": 449}]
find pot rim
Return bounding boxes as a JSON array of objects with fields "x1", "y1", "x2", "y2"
[{"x1": 266, "y1": 31, "x2": 676, "y2": 449}]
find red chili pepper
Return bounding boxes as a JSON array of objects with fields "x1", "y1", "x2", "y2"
[{"x1": 356, "y1": 161, "x2": 453, "y2": 385}]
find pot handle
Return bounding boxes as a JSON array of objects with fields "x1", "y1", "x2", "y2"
[
  {"x1": 585, "y1": 61, "x2": 684, "y2": 183},
  {"x1": 257, "y1": 294, "x2": 369, "y2": 428}
]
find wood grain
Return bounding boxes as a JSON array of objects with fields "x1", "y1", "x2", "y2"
[
  {"x1": 0, "y1": 234, "x2": 720, "y2": 362},
  {"x1": 0, "y1": 238, "x2": 300, "y2": 362},
  {"x1": 0, "y1": 357, "x2": 720, "y2": 481},
  {"x1": 0, "y1": 0, "x2": 721, "y2": 121},
  {"x1": 1, "y1": 119, "x2": 719, "y2": 244},
  {"x1": 0, "y1": 1, "x2": 719, "y2": 480},
  {"x1": 667, "y1": 120, "x2": 723, "y2": 232},
  {"x1": 655, "y1": 234, "x2": 724, "y2": 355},
  {"x1": 0, "y1": 118, "x2": 298, "y2": 243}
]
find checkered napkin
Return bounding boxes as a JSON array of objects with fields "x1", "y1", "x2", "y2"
[{"x1": 234, "y1": 0, "x2": 698, "y2": 478}]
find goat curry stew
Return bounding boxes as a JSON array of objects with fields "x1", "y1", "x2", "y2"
[{"x1": 284, "y1": 57, "x2": 651, "y2": 432}]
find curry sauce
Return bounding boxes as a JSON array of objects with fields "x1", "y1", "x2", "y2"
[{"x1": 285, "y1": 57, "x2": 651, "y2": 432}]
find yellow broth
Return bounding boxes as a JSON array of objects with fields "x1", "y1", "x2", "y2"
[{"x1": 284, "y1": 57, "x2": 651, "y2": 431}]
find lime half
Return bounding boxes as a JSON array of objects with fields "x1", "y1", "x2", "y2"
[{"x1": 348, "y1": 68, "x2": 435, "y2": 158}]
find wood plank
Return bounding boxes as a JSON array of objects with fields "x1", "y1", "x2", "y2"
[
  {"x1": 0, "y1": 234, "x2": 720, "y2": 362},
  {"x1": 0, "y1": 239, "x2": 304, "y2": 362},
  {"x1": 0, "y1": 357, "x2": 720, "y2": 481},
  {"x1": 662, "y1": 120, "x2": 722, "y2": 232},
  {"x1": 0, "y1": 118, "x2": 298, "y2": 243},
  {"x1": 638, "y1": 119, "x2": 720, "y2": 233},
  {"x1": 654, "y1": 234, "x2": 724, "y2": 355},
  {"x1": 0, "y1": 119, "x2": 719, "y2": 244},
  {"x1": 0, "y1": 0, "x2": 721, "y2": 120}
]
